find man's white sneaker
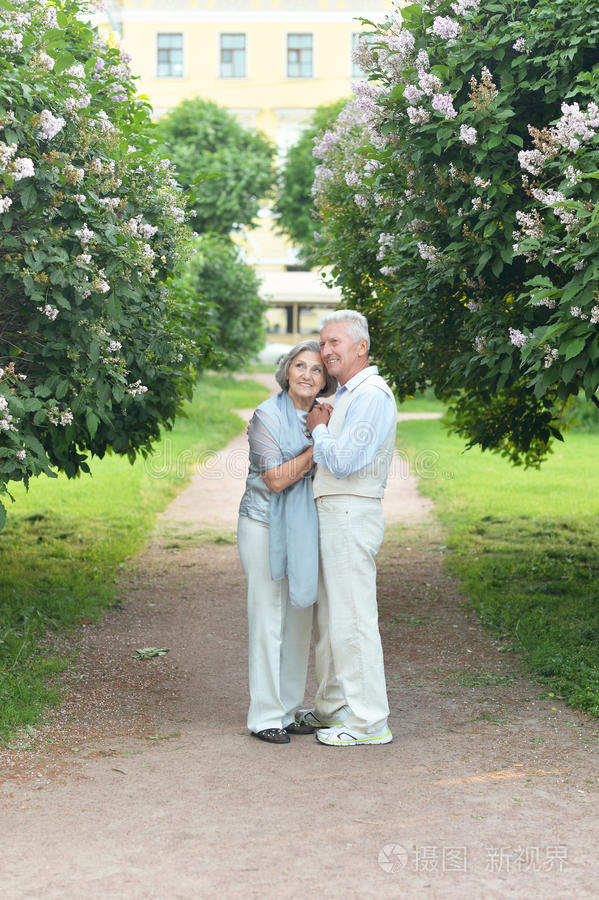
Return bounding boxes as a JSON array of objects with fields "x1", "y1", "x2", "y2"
[
  {"x1": 316, "y1": 724, "x2": 393, "y2": 746},
  {"x1": 294, "y1": 705, "x2": 351, "y2": 729}
]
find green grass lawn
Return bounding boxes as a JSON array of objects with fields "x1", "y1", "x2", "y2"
[
  {"x1": 398, "y1": 416, "x2": 599, "y2": 716},
  {"x1": 0, "y1": 374, "x2": 269, "y2": 740}
]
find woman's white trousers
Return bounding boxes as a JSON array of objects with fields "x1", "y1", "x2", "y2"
[{"x1": 237, "y1": 514, "x2": 312, "y2": 733}]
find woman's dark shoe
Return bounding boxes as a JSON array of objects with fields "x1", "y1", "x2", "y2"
[
  {"x1": 253, "y1": 728, "x2": 290, "y2": 744},
  {"x1": 285, "y1": 722, "x2": 316, "y2": 735}
]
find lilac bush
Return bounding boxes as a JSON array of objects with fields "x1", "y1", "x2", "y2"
[
  {"x1": 0, "y1": 0, "x2": 209, "y2": 525},
  {"x1": 313, "y1": 0, "x2": 599, "y2": 465}
]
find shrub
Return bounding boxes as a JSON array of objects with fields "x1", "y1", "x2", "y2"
[
  {"x1": 313, "y1": 0, "x2": 599, "y2": 465},
  {"x1": 0, "y1": 0, "x2": 209, "y2": 526}
]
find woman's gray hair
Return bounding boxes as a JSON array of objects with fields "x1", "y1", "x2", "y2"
[
  {"x1": 275, "y1": 339, "x2": 337, "y2": 396},
  {"x1": 320, "y1": 309, "x2": 370, "y2": 351}
]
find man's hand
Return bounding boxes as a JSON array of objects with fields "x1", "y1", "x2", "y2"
[{"x1": 307, "y1": 403, "x2": 331, "y2": 434}]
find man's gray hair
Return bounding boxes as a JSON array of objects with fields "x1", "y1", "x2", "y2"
[
  {"x1": 275, "y1": 339, "x2": 337, "y2": 396},
  {"x1": 320, "y1": 309, "x2": 370, "y2": 351}
]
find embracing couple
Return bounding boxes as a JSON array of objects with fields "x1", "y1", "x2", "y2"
[{"x1": 237, "y1": 311, "x2": 396, "y2": 747}]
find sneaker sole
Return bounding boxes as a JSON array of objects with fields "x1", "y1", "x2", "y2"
[{"x1": 316, "y1": 731, "x2": 393, "y2": 746}]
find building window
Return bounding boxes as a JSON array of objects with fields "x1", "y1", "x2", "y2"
[
  {"x1": 220, "y1": 33, "x2": 246, "y2": 78},
  {"x1": 352, "y1": 32, "x2": 376, "y2": 78},
  {"x1": 287, "y1": 33, "x2": 313, "y2": 78},
  {"x1": 157, "y1": 33, "x2": 183, "y2": 78}
]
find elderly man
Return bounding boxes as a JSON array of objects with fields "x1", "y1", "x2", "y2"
[{"x1": 297, "y1": 310, "x2": 397, "y2": 746}]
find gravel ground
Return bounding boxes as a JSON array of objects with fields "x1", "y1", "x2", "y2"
[{"x1": 1, "y1": 379, "x2": 599, "y2": 898}]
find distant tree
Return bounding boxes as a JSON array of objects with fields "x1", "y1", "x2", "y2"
[
  {"x1": 274, "y1": 99, "x2": 348, "y2": 264},
  {"x1": 156, "y1": 98, "x2": 276, "y2": 236},
  {"x1": 174, "y1": 235, "x2": 265, "y2": 371}
]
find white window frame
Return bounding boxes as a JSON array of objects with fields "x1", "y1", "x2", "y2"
[
  {"x1": 219, "y1": 31, "x2": 247, "y2": 79},
  {"x1": 285, "y1": 32, "x2": 314, "y2": 80},
  {"x1": 155, "y1": 31, "x2": 184, "y2": 79}
]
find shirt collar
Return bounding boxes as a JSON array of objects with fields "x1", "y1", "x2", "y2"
[{"x1": 336, "y1": 365, "x2": 378, "y2": 395}]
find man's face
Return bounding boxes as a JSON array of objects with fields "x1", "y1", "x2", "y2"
[{"x1": 319, "y1": 322, "x2": 368, "y2": 386}]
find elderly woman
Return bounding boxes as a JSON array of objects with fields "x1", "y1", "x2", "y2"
[{"x1": 237, "y1": 340, "x2": 335, "y2": 744}]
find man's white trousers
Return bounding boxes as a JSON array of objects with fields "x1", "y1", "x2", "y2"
[{"x1": 314, "y1": 495, "x2": 390, "y2": 734}]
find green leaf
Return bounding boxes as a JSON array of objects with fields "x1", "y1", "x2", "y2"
[
  {"x1": 564, "y1": 338, "x2": 586, "y2": 361},
  {"x1": 53, "y1": 48, "x2": 74, "y2": 69},
  {"x1": 474, "y1": 248, "x2": 493, "y2": 275},
  {"x1": 20, "y1": 184, "x2": 38, "y2": 211},
  {"x1": 86, "y1": 411, "x2": 99, "y2": 438},
  {"x1": 135, "y1": 647, "x2": 170, "y2": 659},
  {"x1": 55, "y1": 379, "x2": 69, "y2": 400}
]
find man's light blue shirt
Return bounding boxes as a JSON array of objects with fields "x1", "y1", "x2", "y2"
[{"x1": 312, "y1": 365, "x2": 396, "y2": 478}]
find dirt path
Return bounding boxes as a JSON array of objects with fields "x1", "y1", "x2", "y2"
[{"x1": 1, "y1": 378, "x2": 599, "y2": 898}]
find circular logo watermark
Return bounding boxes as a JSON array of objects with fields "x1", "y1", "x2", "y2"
[{"x1": 378, "y1": 843, "x2": 408, "y2": 874}]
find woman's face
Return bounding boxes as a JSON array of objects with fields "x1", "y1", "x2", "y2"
[{"x1": 286, "y1": 350, "x2": 327, "y2": 410}]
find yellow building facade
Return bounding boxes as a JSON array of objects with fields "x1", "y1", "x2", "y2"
[{"x1": 99, "y1": 0, "x2": 393, "y2": 333}]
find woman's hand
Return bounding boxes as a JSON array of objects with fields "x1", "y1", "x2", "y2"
[{"x1": 306, "y1": 403, "x2": 331, "y2": 434}]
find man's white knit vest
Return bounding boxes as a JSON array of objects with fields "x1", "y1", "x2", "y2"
[{"x1": 312, "y1": 372, "x2": 397, "y2": 500}]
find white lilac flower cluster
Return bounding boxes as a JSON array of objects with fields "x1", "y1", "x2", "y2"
[
  {"x1": 0, "y1": 141, "x2": 17, "y2": 169},
  {"x1": 512, "y1": 210, "x2": 544, "y2": 258},
  {"x1": 512, "y1": 37, "x2": 528, "y2": 53},
  {"x1": 31, "y1": 51, "x2": 55, "y2": 72},
  {"x1": 98, "y1": 197, "x2": 121, "y2": 212},
  {"x1": 509, "y1": 328, "x2": 528, "y2": 348},
  {"x1": 431, "y1": 92, "x2": 457, "y2": 119},
  {"x1": 75, "y1": 223, "x2": 95, "y2": 244},
  {"x1": 519, "y1": 102, "x2": 599, "y2": 174},
  {"x1": 128, "y1": 380, "x2": 148, "y2": 397},
  {"x1": 92, "y1": 269, "x2": 110, "y2": 294},
  {"x1": 312, "y1": 129, "x2": 340, "y2": 159},
  {"x1": 417, "y1": 242, "x2": 441, "y2": 263},
  {"x1": 125, "y1": 216, "x2": 158, "y2": 240},
  {"x1": 543, "y1": 345, "x2": 559, "y2": 368},
  {"x1": 11, "y1": 158, "x2": 35, "y2": 180},
  {"x1": 0, "y1": 412, "x2": 16, "y2": 432},
  {"x1": 345, "y1": 171, "x2": 362, "y2": 187},
  {"x1": 37, "y1": 304, "x2": 59, "y2": 320},
  {"x1": 39, "y1": 2, "x2": 58, "y2": 29},
  {"x1": 407, "y1": 106, "x2": 431, "y2": 125},
  {"x1": 38, "y1": 109, "x2": 65, "y2": 141},
  {"x1": 406, "y1": 218, "x2": 430, "y2": 234},
  {"x1": 48, "y1": 407, "x2": 74, "y2": 426},
  {"x1": 432, "y1": 16, "x2": 461, "y2": 40},
  {"x1": 0, "y1": 29, "x2": 23, "y2": 54},
  {"x1": 570, "y1": 306, "x2": 588, "y2": 320},
  {"x1": 377, "y1": 232, "x2": 395, "y2": 260},
  {"x1": 460, "y1": 124, "x2": 477, "y2": 145},
  {"x1": 451, "y1": 0, "x2": 480, "y2": 13}
]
